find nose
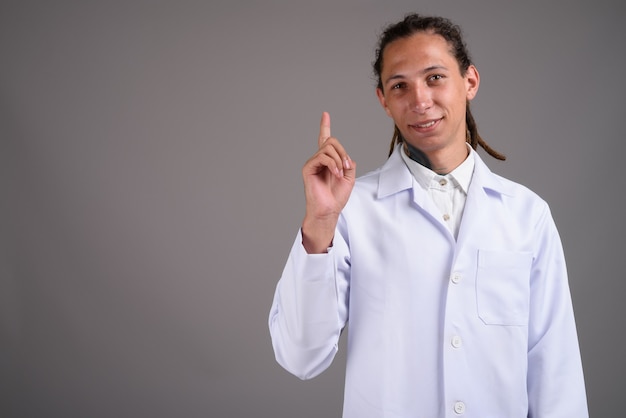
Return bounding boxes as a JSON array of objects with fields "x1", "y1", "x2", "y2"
[{"x1": 411, "y1": 84, "x2": 432, "y2": 113}]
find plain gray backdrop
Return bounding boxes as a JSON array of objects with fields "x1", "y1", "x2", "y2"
[{"x1": 1, "y1": 0, "x2": 623, "y2": 416}]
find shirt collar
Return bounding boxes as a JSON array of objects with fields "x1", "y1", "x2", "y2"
[
  {"x1": 400, "y1": 143, "x2": 475, "y2": 194},
  {"x1": 377, "y1": 144, "x2": 515, "y2": 200}
]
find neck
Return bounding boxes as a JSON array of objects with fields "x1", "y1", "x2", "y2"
[
  {"x1": 404, "y1": 141, "x2": 469, "y2": 175},
  {"x1": 403, "y1": 141, "x2": 432, "y2": 169}
]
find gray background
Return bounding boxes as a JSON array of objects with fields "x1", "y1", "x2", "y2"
[{"x1": 1, "y1": 0, "x2": 623, "y2": 416}]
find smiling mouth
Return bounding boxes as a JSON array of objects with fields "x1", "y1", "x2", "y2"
[{"x1": 412, "y1": 118, "x2": 442, "y2": 129}]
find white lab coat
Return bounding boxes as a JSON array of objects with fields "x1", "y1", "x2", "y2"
[{"x1": 269, "y1": 145, "x2": 588, "y2": 417}]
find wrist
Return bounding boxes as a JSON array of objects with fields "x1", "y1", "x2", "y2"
[{"x1": 301, "y1": 215, "x2": 337, "y2": 254}]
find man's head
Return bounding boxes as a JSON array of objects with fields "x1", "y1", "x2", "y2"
[{"x1": 373, "y1": 14, "x2": 505, "y2": 162}]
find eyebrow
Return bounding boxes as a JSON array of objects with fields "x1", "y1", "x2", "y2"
[{"x1": 383, "y1": 65, "x2": 449, "y2": 85}]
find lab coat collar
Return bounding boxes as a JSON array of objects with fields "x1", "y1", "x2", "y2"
[{"x1": 377, "y1": 144, "x2": 515, "y2": 200}]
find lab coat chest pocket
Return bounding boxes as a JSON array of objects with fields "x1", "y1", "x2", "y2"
[{"x1": 476, "y1": 250, "x2": 532, "y2": 326}]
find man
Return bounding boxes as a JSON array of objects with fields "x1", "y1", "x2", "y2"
[{"x1": 269, "y1": 13, "x2": 588, "y2": 417}]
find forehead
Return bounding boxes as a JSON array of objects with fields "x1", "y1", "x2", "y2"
[{"x1": 382, "y1": 32, "x2": 457, "y2": 73}]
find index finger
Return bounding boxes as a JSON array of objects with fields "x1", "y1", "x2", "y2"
[{"x1": 318, "y1": 111, "x2": 331, "y2": 147}]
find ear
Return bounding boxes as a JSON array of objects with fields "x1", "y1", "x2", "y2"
[
  {"x1": 465, "y1": 65, "x2": 480, "y2": 101},
  {"x1": 376, "y1": 87, "x2": 393, "y2": 118}
]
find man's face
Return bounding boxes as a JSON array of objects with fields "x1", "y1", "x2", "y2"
[{"x1": 376, "y1": 32, "x2": 479, "y2": 160}]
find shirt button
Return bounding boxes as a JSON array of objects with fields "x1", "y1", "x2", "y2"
[
  {"x1": 443, "y1": 214, "x2": 450, "y2": 221},
  {"x1": 454, "y1": 401, "x2": 466, "y2": 414},
  {"x1": 451, "y1": 335, "x2": 462, "y2": 348},
  {"x1": 439, "y1": 178, "x2": 448, "y2": 186},
  {"x1": 451, "y1": 273, "x2": 461, "y2": 284}
]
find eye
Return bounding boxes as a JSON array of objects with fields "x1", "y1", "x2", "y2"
[
  {"x1": 427, "y1": 74, "x2": 444, "y2": 83},
  {"x1": 390, "y1": 81, "x2": 407, "y2": 90}
]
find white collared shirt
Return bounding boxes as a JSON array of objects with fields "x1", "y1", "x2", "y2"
[{"x1": 401, "y1": 145, "x2": 474, "y2": 239}]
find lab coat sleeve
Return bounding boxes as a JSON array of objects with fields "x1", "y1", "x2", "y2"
[
  {"x1": 268, "y1": 228, "x2": 350, "y2": 380},
  {"x1": 527, "y1": 205, "x2": 588, "y2": 417}
]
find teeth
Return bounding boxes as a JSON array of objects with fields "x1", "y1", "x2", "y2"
[{"x1": 417, "y1": 120, "x2": 436, "y2": 128}]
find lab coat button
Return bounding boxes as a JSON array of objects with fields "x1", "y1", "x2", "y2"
[
  {"x1": 454, "y1": 401, "x2": 466, "y2": 414},
  {"x1": 451, "y1": 273, "x2": 461, "y2": 284},
  {"x1": 451, "y1": 336, "x2": 462, "y2": 348}
]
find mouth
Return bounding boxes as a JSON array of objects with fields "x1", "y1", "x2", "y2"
[{"x1": 410, "y1": 118, "x2": 442, "y2": 131}]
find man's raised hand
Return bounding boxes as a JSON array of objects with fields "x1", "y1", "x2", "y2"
[{"x1": 301, "y1": 112, "x2": 356, "y2": 253}]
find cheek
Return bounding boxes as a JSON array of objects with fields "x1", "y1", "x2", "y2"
[
  {"x1": 389, "y1": 105, "x2": 408, "y2": 123},
  {"x1": 381, "y1": 97, "x2": 401, "y2": 118},
  {"x1": 440, "y1": 90, "x2": 466, "y2": 112},
  {"x1": 388, "y1": 96, "x2": 410, "y2": 114}
]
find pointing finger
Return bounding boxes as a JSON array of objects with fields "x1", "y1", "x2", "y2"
[{"x1": 318, "y1": 111, "x2": 331, "y2": 147}]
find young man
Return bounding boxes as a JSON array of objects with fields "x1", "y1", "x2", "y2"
[{"x1": 269, "y1": 14, "x2": 588, "y2": 417}]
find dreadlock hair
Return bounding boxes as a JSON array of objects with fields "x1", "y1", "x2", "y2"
[{"x1": 373, "y1": 13, "x2": 506, "y2": 161}]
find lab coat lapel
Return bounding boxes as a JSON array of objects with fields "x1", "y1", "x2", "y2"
[
  {"x1": 456, "y1": 151, "x2": 515, "y2": 249},
  {"x1": 378, "y1": 146, "x2": 453, "y2": 239}
]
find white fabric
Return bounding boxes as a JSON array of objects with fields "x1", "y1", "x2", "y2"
[
  {"x1": 269, "y1": 145, "x2": 588, "y2": 418},
  {"x1": 400, "y1": 144, "x2": 474, "y2": 240}
]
